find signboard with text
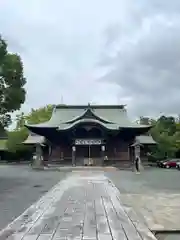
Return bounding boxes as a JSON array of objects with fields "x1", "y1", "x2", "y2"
[{"x1": 75, "y1": 139, "x2": 102, "y2": 145}]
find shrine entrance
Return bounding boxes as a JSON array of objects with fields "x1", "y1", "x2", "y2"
[{"x1": 74, "y1": 139, "x2": 104, "y2": 166}]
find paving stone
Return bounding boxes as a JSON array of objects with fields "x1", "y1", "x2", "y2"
[
  {"x1": 95, "y1": 198, "x2": 112, "y2": 240},
  {"x1": 0, "y1": 172, "x2": 157, "y2": 240}
]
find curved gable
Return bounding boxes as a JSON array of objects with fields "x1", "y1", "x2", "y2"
[
  {"x1": 25, "y1": 105, "x2": 151, "y2": 133},
  {"x1": 58, "y1": 119, "x2": 119, "y2": 131},
  {"x1": 65, "y1": 108, "x2": 112, "y2": 124}
]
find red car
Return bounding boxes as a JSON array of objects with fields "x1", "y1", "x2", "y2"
[{"x1": 162, "y1": 159, "x2": 180, "y2": 168}]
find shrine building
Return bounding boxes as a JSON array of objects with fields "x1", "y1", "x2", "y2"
[{"x1": 24, "y1": 104, "x2": 156, "y2": 166}]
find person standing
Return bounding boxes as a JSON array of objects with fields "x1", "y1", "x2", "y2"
[{"x1": 135, "y1": 156, "x2": 140, "y2": 173}]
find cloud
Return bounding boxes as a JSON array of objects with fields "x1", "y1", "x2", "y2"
[
  {"x1": 99, "y1": 3, "x2": 180, "y2": 117},
  {"x1": 0, "y1": 0, "x2": 180, "y2": 119}
]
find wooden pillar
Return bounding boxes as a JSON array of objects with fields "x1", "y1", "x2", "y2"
[
  {"x1": 48, "y1": 144, "x2": 52, "y2": 163},
  {"x1": 72, "y1": 146, "x2": 76, "y2": 166},
  {"x1": 128, "y1": 145, "x2": 130, "y2": 162}
]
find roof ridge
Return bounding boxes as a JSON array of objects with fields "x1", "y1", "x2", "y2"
[{"x1": 55, "y1": 104, "x2": 126, "y2": 109}]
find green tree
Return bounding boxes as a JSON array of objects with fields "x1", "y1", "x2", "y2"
[
  {"x1": 26, "y1": 105, "x2": 53, "y2": 124},
  {"x1": 150, "y1": 116, "x2": 179, "y2": 159},
  {"x1": 7, "y1": 128, "x2": 28, "y2": 153},
  {"x1": 6, "y1": 105, "x2": 53, "y2": 153},
  {"x1": 16, "y1": 112, "x2": 26, "y2": 130},
  {"x1": 0, "y1": 36, "x2": 26, "y2": 128},
  {"x1": 6, "y1": 112, "x2": 28, "y2": 152}
]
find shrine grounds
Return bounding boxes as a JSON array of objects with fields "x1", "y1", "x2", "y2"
[
  {"x1": 0, "y1": 165, "x2": 66, "y2": 230},
  {"x1": 0, "y1": 165, "x2": 180, "y2": 238}
]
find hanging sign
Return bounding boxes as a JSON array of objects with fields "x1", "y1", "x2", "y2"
[{"x1": 75, "y1": 139, "x2": 102, "y2": 145}]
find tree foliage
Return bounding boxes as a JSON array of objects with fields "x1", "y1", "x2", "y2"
[
  {"x1": 7, "y1": 128, "x2": 28, "y2": 153},
  {"x1": 25, "y1": 105, "x2": 53, "y2": 124},
  {"x1": 0, "y1": 36, "x2": 26, "y2": 127},
  {"x1": 7, "y1": 105, "x2": 53, "y2": 152},
  {"x1": 149, "y1": 116, "x2": 180, "y2": 159}
]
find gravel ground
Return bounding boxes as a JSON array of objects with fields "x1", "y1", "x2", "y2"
[
  {"x1": 106, "y1": 168, "x2": 180, "y2": 240},
  {"x1": 106, "y1": 167, "x2": 180, "y2": 194},
  {"x1": 0, "y1": 165, "x2": 67, "y2": 230},
  {"x1": 1, "y1": 166, "x2": 180, "y2": 239}
]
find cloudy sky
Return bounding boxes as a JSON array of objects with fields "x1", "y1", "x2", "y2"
[{"x1": 0, "y1": 0, "x2": 180, "y2": 119}]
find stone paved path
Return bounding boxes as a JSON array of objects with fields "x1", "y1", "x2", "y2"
[
  {"x1": 0, "y1": 171, "x2": 157, "y2": 240},
  {"x1": 120, "y1": 193, "x2": 180, "y2": 231}
]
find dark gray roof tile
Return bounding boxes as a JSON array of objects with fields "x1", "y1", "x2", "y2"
[
  {"x1": 25, "y1": 105, "x2": 151, "y2": 130},
  {"x1": 23, "y1": 134, "x2": 45, "y2": 144}
]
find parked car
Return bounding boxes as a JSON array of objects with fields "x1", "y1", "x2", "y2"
[
  {"x1": 157, "y1": 159, "x2": 167, "y2": 168},
  {"x1": 161, "y1": 159, "x2": 180, "y2": 168}
]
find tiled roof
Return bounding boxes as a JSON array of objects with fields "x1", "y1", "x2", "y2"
[
  {"x1": 135, "y1": 135, "x2": 156, "y2": 144},
  {"x1": 23, "y1": 134, "x2": 45, "y2": 144},
  {"x1": 25, "y1": 104, "x2": 151, "y2": 131}
]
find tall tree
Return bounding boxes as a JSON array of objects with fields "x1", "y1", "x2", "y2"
[
  {"x1": 16, "y1": 112, "x2": 26, "y2": 130},
  {"x1": 150, "y1": 116, "x2": 179, "y2": 159},
  {"x1": 7, "y1": 105, "x2": 53, "y2": 152},
  {"x1": 0, "y1": 36, "x2": 26, "y2": 128},
  {"x1": 26, "y1": 105, "x2": 53, "y2": 124}
]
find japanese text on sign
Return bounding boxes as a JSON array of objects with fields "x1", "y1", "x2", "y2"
[{"x1": 75, "y1": 139, "x2": 102, "y2": 145}]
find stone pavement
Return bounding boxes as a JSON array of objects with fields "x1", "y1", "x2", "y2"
[
  {"x1": 106, "y1": 169, "x2": 180, "y2": 233},
  {"x1": 0, "y1": 171, "x2": 157, "y2": 240},
  {"x1": 120, "y1": 193, "x2": 180, "y2": 231}
]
